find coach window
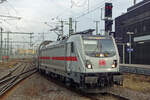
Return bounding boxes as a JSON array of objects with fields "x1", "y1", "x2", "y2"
[
  {"x1": 134, "y1": 28, "x2": 137, "y2": 34},
  {"x1": 143, "y1": 25, "x2": 146, "y2": 32},
  {"x1": 71, "y1": 42, "x2": 74, "y2": 53}
]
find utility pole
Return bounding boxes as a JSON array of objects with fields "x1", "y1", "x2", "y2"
[
  {"x1": 59, "y1": 20, "x2": 68, "y2": 36},
  {"x1": 4, "y1": 38, "x2": 6, "y2": 56},
  {"x1": 134, "y1": 0, "x2": 136, "y2": 5},
  {"x1": 30, "y1": 33, "x2": 33, "y2": 48},
  {"x1": 60, "y1": 20, "x2": 64, "y2": 36},
  {"x1": 69, "y1": 18, "x2": 73, "y2": 36},
  {"x1": 6, "y1": 32, "x2": 9, "y2": 58},
  {"x1": 0, "y1": 27, "x2": 3, "y2": 61},
  {"x1": 43, "y1": 32, "x2": 44, "y2": 41},
  {"x1": 16, "y1": 45, "x2": 20, "y2": 57},
  {"x1": 94, "y1": 21, "x2": 100, "y2": 34},
  {"x1": 127, "y1": 32, "x2": 134, "y2": 64},
  {"x1": 101, "y1": 8, "x2": 103, "y2": 20},
  {"x1": 74, "y1": 21, "x2": 78, "y2": 33},
  {"x1": 10, "y1": 40, "x2": 13, "y2": 56}
]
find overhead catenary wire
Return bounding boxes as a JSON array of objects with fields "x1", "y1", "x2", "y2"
[
  {"x1": 54, "y1": 0, "x2": 89, "y2": 20},
  {"x1": 0, "y1": 0, "x2": 20, "y2": 20},
  {"x1": 71, "y1": 0, "x2": 88, "y2": 7},
  {"x1": 0, "y1": 14, "x2": 21, "y2": 19},
  {"x1": 5, "y1": 0, "x2": 19, "y2": 15},
  {"x1": 50, "y1": 0, "x2": 112, "y2": 37},
  {"x1": 75, "y1": 0, "x2": 112, "y2": 19},
  {"x1": 70, "y1": 0, "x2": 104, "y2": 16},
  {"x1": 0, "y1": 1, "x2": 15, "y2": 19},
  {"x1": 0, "y1": 1, "x2": 56, "y2": 48}
]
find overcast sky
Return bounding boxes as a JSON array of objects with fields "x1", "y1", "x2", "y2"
[{"x1": 0, "y1": 0, "x2": 143, "y2": 47}]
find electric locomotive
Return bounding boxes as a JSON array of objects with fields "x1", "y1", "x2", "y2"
[{"x1": 37, "y1": 29, "x2": 123, "y2": 92}]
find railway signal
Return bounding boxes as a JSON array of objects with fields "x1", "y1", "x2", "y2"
[
  {"x1": 104, "y1": 3, "x2": 113, "y2": 33},
  {"x1": 105, "y1": 20, "x2": 113, "y2": 32},
  {"x1": 105, "y1": 3, "x2": 113, "y2": 18}
]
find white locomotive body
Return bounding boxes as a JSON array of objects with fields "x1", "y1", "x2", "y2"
[{"x1": 37, "y1": 30, "x2": 122, "y2": 92}]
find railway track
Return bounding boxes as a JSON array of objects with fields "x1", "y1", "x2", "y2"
[
  {"x1": 80, "y1": 90, "x2": 128, "y2": 100},
  {"x1": 39, "y1": 72, "x2": 128, "y2": 100},
  {"x1": 107, "y1": 86, "x2": 150, "y2": 100},
  {"x1": 72, "y1": 87, "x2": 129, "y2": 100},
  {"x1": 80, "y1": 85, "x2": 150, "y2": 100},
  {"x1": 40, "y1": 70, "x2": 150, "y2": 100},
  {"x1": 80, "y1": 93, "x2": 128, "y2": 100},
  {"x1": 0, "y1": 62, "x2": 37, "y2": 96}
]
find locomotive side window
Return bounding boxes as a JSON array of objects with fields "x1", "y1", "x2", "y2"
[{"x1": 71, "y1": 42, "x2": 74, "y2": 53}]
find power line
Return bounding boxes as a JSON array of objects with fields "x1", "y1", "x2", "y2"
[
  {"x1": 75, "y1": 0, "x2": 112, "y2": 19},
  {"x1": 1, "y1": 41, "x2": 31, "y2": 43},
  {"x1": 5, "y1": 1, "x2": 19, "y2": 14},
  {"x1": 54, "y1": 0, "x2": 88, "y2": 20},
  {"x1": 71, "y1": 0, "x2": 88, "y2": 7},
  {"x1": 0, "y1": 14, "x2": 21, "y2": 19},
  {"x1": 76, "y1": 5, "x2": 101, "y2": 19},
  {"x1": 1, "y1": 31, "x2": 33, "y2": 35}
]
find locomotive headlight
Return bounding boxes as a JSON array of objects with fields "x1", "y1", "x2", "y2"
[
  {"x1": 99, "y1": 53, "x2": 104, "y2": 57},
  {"x1": 112, "y1": 60, "x2": 117, "y2": 68},
  {"x1": 96, "y1": 53, "x2": 104, "y2": 57},
  {"x1": 86, "y1": 60, "x2": 93, "y2": 69},
  {"x1": 87, "y1": 64, "x2": 92, "y2": 69},
  {"x1": 112, "y1": 64, "x2": 116, "y2": 68}
]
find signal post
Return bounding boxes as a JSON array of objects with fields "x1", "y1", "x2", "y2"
[{"x1": 104, "y1": 3, "x2": 113, "y2": 36}]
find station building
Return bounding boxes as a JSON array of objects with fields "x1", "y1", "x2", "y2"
[{"x1": 115, "y1": 0, "x2": 150, "y2": 65}]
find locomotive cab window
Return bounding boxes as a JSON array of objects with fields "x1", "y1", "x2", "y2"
[{"x1": 83, "y1": 38, "x2": 116, "y2": 57}]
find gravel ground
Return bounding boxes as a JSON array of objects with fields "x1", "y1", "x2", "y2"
[
  {"x1": 1, "y1": 73, "x2": 122, "y2": 100},
  {"x1": 1, "y1": 71, "x2": 150, "y2": 100},
  {"x1": 0, "y1": 60, "x2": 17, "y2": 79},
  {"x1": 0, "y1": 60, "x2": 19, "y2": 70},
  {"x1": 123, "y1": 73, "x2": 150, "y2": 93},
  {"x1": 0, "y1": 63, "x2": 10, "y2": 71},
  {"x1": 2, "y1": 73, "x2": 90, "y2": 100}
]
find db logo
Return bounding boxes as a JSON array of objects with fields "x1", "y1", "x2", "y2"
[{"x1": 99, "y1": 60, "x2": 106, "y2": 66}]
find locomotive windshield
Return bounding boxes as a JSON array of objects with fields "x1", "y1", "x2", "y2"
[{"x1": 83, "y1": 38, "x2": 116, "y2": 57}]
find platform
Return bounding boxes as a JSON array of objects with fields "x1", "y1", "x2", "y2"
[{"x1": 120, "y1": 64, "x2": 150, "y2": 75}]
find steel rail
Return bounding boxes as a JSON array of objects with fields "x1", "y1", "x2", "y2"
[
  {"x1": 0, "y1": 63, "x2": 25, "y2": 82},
  {"x1": 106, "y1": 86, "x2": 150, "y2": 100},
  {"x1": 0, "y1": 69, "x2": 36, "y2": 96},
  {"x1": 39, "y1": 72, "x2": 128, "y2": 100},
  {"x1": 0, "y1": 62, "x2": 37, "y2": 96},
  {"x1": 0, "y1": 63, "x2": 27, "y2": 92},
  {"x1": 0, "y1": 62, "x2": 23, "y2": 81}
]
